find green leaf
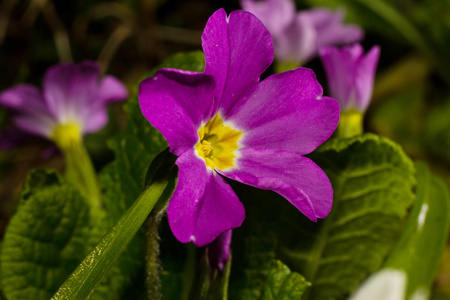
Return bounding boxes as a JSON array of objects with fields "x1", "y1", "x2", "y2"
[
  {"x1": 260, "y1": 260, "x2": 310, "y2": 300},
  {"x1": 384, "y1": 161, "x2": 450, "y2": 298},
  {"x1": 0, "y1": 169, "x2": 95, "y2": 300},
  {"x1": 231, "y1": 133, "x2": 415, "y2": 300},
  {"x1": 298, "y1": 134, "x2": 415, "y2": 299},
  {"x1": 229, "y1": 232, "x2": 278, "y2": 300},
  {"x1": 229, "y1": 233, "x2": 309, "y2": 300}
]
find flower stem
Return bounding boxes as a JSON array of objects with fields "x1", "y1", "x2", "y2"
[
  {"x1": 337, "y1": 110, "x2": 364, "y2": 138},
  {"x1": 145, "y1": 212, "x2": 163, "y2": 300},
  {"x1": 61, "y1": 140, "x2": 102, "y2": 209}
]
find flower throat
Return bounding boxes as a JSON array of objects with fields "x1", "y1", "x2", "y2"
[{"x1": 195, "y1": 113, "x2": 242, "y2": 170}]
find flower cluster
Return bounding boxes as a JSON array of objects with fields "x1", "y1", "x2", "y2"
[
  {"x1": 139, "y1": 9, "x2": 340, "y2": 246},
  {"x1": 241, "y1": 0, "x2": 363, "y2": 64}
]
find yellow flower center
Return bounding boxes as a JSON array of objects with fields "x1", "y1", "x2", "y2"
[
  {"x1": 50, "y1": 123, "x2": 82, "y2": 150},
  {"x1": 195, "y1": 113, "x2": 242, "y2": 170}
]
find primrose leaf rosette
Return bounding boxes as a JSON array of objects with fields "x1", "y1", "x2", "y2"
[{"x1": 138, "y1": 9, "x2": 340, "y2": 246}]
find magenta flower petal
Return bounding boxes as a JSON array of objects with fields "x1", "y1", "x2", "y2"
[
  {"x1": 240, "y1": 0, "x2": 295, "y2": 36},
  {"x1": 168, "y1": 149, "x2": 245, "y2": 247},
  {"x1": 0, "y1": 84, "x2": 56, "y2": 137},
  {"x1": 320, "y1": 44, "x2": 380, "y2": 112},
  {"x1": 219, "y1": 148, "x2": 333, "y2": 221},
  {"x1": 354, "y1": 46, "x2": 380, "y2": 112},
  {"x1": 99, "y1": 75, "x2": 129, "y2": 103},
  {"x1": 203, "y1": 9, "x2": 273, "y2": 115},
  {"x1": 320, "y1": 45, "x2": 362, "y2": 109},
  {"x1": 227, "y1": 68, "x2": 339, "y2": 155},
  {"x1": 82, "y1": 107, "x2": 108, "y2": 134},
  {"x1": 0, "y1": 84, "x2": 49, "y2": 114},
  {"x1": 13, "y1": 115, "x2": 55, "y2": 138},
  {"x1": 139, "y1": 69, "x2": 216, "y2": 156},
  {"x1": 43, "y1": 61, "x2": 100, "y2": 124},
  {"x1": 207, "y1": 230, "x2": 232, "y2": 272}
]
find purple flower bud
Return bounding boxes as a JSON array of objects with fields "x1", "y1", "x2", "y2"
[
  {"x1": 207, "y1": 230, "x2": 232, "y2": 272},
  {"x1": 320, "y1": 44, "x2": 380, "y2": 112}
]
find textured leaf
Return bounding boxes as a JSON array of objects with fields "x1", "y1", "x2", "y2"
[
  {"x1": 230, "y1": 231, "x2": 278, "y2": 300},
  {"x1": 0, "y1": 170, "x2": 98, "y2": 300},
  {"x1": 295, "y1": 134, "x2": 415, "y2": 299},
  {"x1": 229, "y1": 234, "x2": 309, "y2": 300},
  {"x1": 384, "y1": 161, "x2": 449, "y2": 298},
  {"x1": 260, "y1": 260, "x2": 310, "y2": 300},
  {"x1": 230, "y1": 133, "x2": 415, "y2": 300}
]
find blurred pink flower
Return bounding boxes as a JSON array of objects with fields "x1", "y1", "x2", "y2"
[
  {"x1": 0, "y1": 61, "x2": 128, "y2": 149},
  {"x1": 241, "y1": 0, "x2": 363, "y2": 64}
]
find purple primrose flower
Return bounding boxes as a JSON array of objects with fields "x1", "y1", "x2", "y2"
[
  {"x1": 320, "y1": 44, "x2": 380, "y2": 112},
  {"x1": 241, "y1": 0, "x2": 363, "y2": 64},
  {"x1": 139, "y1": 9, "x2": 340, "y2": 247},
  {"x1": 0, "y1": 61, "x2": 128, "y2": 148}
]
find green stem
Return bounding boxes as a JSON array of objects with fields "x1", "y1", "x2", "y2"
[
  {"x1": 145, "y1": 213, "x2": 163, "y2": 300},
  {"x1": 337, "y1": 110, "x2": 364, "y2": 138},
  {"x1": 51, "y1": 175, "x2": 172, "y2": 300},
  {"x1": 61, "y1": 140, "x2": 102, "y2": 208}
]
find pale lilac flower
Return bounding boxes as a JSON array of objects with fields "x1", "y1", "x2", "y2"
[
  {"x1": 0, "y1": 61, "x2": 128, "y2": 148},
  {"x1": 320, "y1": 44, "x2": 380, "y2": 112},
  {"x1": 241, "y1": 0, "x2": 363, "y2": 64},
  {"x1": 139, "y1": 9, "x2": 339, "y2": 247}
]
